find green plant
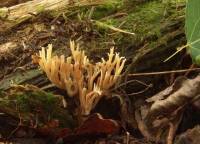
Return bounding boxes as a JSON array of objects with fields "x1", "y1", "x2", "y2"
[{"x1": 186, "y1": 0, "x2": 200, "y2": 65}]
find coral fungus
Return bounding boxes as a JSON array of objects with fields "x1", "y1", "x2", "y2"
[{"x1": 32, "y1": 41, "x2": 126, "y2": 115}]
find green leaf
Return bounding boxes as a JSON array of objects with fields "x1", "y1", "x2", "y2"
[{"x1": 186, "y1": 0, "x2": 200, "y2": 64}]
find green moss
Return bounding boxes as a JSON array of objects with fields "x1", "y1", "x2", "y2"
[
  {"x1": 36, "y1": 5, "x2": 45, "y2": 13},
  {"x1": 91, "y1": 0, "x2": 185, "y2": 50},
  {"x1": 65, "y1": 1, "x2": 183, "y2": 66},
  {"x1": 15, "y1": 90, "x2": 57, "y2": 114},
  {"x1": 0, "y1": 7, "x2": 8, "y2": 19},
  {"x1": 122, "y1": 2, "x2": 164, "y2": 38},
  {"x1": 92, "y1": 0, "x2": 124, "y2": 19},
  {"x1": 89, "y1": 1, "x2": 162, "y2": 50},
  {"x1": 0, "y1": 85, "x2": 74, "y2": 128}
]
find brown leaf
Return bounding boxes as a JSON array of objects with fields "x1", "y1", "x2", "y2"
[
  {"x1": 146, "y1": 76, "x2": 187, "y2": 103},
  {"x1": 55, "y1": 128, "x2": 72, "y2": 139},
  {"x1": 62, "y1": 113, "x2": 120, "y2": 143},
  {"x1": 75, "y1": 113, "x2": 120, "y2": 135},
  {"x1": 146, "y1": 75, "x2": 200, "y2": 122},
  {"x1": 36, "y1": 120, "x2": 59, "y2": 137},
  {"x1": 141, "y1": 75, "x2": 200, "y2": 143},
  {"x1": 175, "y1": 125, "x2": 200, "y2": 144}
]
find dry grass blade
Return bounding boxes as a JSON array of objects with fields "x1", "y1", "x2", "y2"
[{"x1": 93, "y1": 20, "x2": 135, "y2": 36}]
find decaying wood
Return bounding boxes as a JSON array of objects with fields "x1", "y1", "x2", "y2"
[
  {"x1": 0, "y1": 0, "x2": 31, "y2": 8},
  {"x1": 0, "y1": 69, "x2": 43, "y2": 90},
  {"x1": 0, "y1": 0, "x2": 105, "y2": 33},
  {"x1": 146, "y1": 75, "x2": 200, "y2": 123},
  {"x1": 175, "y1": 125, "x2": 200, "y2": 144},
  {"x1": 0, "y1": 85, "x2": 74, "y2": 137},
  {"x1": 137, "y1": 75, "x2": 200, "y2": 143},
  {"x1": 0, "y1": 0, "x2": 18, "y2": 8},
  {"x1": 126, "y1": 17, "x2": 185, "y2": 74},
  {"x1": 0, "y1": 42, "x2": 18, "y2": 55}
]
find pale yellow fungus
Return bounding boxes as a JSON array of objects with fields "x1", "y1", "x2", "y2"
[{"x1": 32, "y1": 40, "x2": 126, "y2": 115}]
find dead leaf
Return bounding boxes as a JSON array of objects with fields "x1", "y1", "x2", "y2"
[
  {"x1": 146, "y1": 75, "x2": 200, "y2": 122},
  {"x1": 63, "y1": 113, "x2": 120, "y2": 143},
  {"x1": 146, "y1": 76, "x2": 187, "y2": 103},
  {"x1": 175, "y1": 125, "x2": 200, "y2": 144},
  {"x1": 75, "y1": 113, "x2": 120, "y2": 135},
  {"x1": 141, "y1": 75, "x2": 200, "y2": 143},
  {"x1": 36, "y1": 119, "x2": 60, "y2": 136}
]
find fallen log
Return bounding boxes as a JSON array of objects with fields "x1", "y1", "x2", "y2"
[{"x1": 0, "y1": 0, "x2": 105, "y2": 33}]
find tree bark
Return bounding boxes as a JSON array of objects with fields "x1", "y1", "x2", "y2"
[{"x1": 0, "y1": 0, "x2": 105, "y2": 33}]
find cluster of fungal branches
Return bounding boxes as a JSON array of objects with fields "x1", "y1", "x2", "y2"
[{"x1": 32, "y1": 40, "x2": 126, "y2": 115}]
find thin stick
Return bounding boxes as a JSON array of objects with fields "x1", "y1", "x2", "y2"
[
  {"x1": 8, "y1": 103, "x2": 22, "y2": 139},
  {"x1": 128, "y1": 68, "x2": 200, "y2": 76},
  {"x1": 135, "y1": 110, "x2": 152, "y2": 140},
  {"x1": 112, "y1": 79, "x2": 150, "y2": 91},
  {"x1": 92, "y1": 20, "x2": 135, "y2": 36},
  {"x1": 164, "y1": 38, "x2": 200, "y2": 62},
  {"x1": 167, "y1": 122, "x2": 175, "y2": 144},
  {"x1": 127, "y1": 84, "x2": 152, "y2": 96},
  {"x1": 126, "y1": 131, "x2": 130, "y2": 144}
]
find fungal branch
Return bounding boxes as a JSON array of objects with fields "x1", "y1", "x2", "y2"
[{"x1": 32, "y1": 40, "x2": 126, "y2": 115}]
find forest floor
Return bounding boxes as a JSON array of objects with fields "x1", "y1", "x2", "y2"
[{"x1": 0, "y1": 0, "x2": 200, "y2": 144}]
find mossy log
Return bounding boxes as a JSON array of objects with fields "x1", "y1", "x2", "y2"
[{"x1": 0, "y1": 85, "x2": 74, "y2": 137}]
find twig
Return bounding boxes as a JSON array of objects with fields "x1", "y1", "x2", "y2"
[
  {"x1": 184, "y1": 64, "x2": 195, "y2": 77},
  {"x1": 108, "y1": 21, "x2": 127, "y2": 36},
  {"x1": 135, "y1": 110, "x2": 152, "y2": 140},
  {"x1": 113, "y1": 79, "x2": 152, "y2": 96},
  {"x1": 167, "y1": 122, "x2": 175, "y2": 144},
  {"x1": 100, "y1": 12, "x2": 128, "y2": 21},
  {"x1": 127, "y1": 84, "x2": 152, "y2": 96},
  {"x1": 128, "y1": 68, "x2": 200, "y2": 76},
  {"x1": 164, "y1": 38, "x2": 200, "y2": 62},
  {"x1": 40, "y1": 83, "x2": 56, "y2": 90},
  {"x1": 8, "y1": 103, "x2": 22, "y2": 139},
  {"x1": 126, "y1": 131, "x2": 130, "y2": 144},
  {"x1": 88, "y1": 6, "x2": 95, "y2": 19},
  {"x1": 113, "y1": 79, "x2": 151, "y2": 90},
  {"x1": 167, "y1": 112, "x2": 183, "y2": 144},
  {"x1": 92, "y1": 20, "x2": 135, "y2": 36}
]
